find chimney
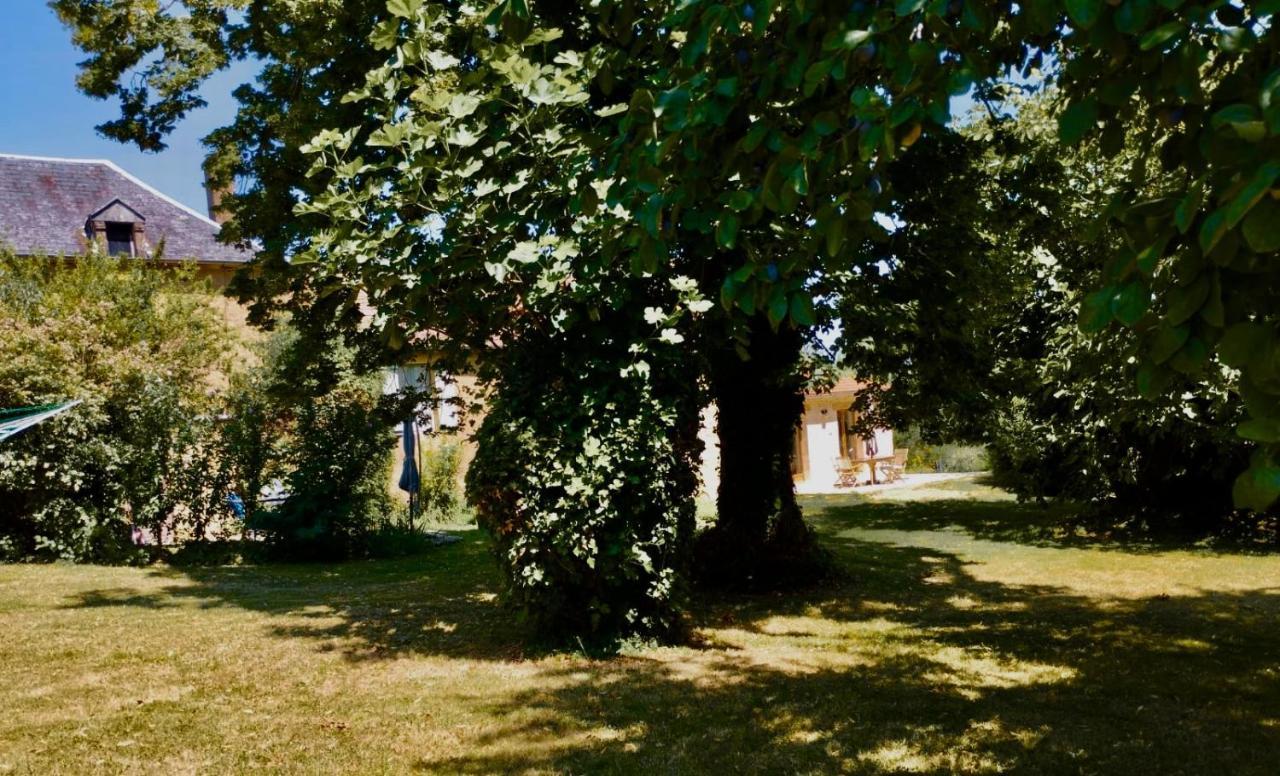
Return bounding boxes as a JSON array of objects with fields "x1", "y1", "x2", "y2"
[{"x1": 204, "y1": 170, "x2": 233, "y2": 225}]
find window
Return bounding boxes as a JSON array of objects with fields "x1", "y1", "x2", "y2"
[{"x1": 105, "y1": 222, "x2": 134, "y2": 256}]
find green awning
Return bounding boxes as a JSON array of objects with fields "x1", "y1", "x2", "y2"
[{"x1": 0, "y1": 401, "x2": 82, "y2": 443}]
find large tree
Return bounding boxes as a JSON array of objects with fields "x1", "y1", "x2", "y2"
[{"x1": 58, "y1": 0, "x2": 1280, "y2": 626}]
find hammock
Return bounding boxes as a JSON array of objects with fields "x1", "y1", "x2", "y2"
[{"x1": 0, "y1": 401, "x2": 82, "y2": 443}]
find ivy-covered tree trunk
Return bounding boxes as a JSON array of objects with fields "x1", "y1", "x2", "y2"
[
  {"x1": 698, "y1": 316, "x2": 822, "y2": 587},
  {"x1": 467, "y1": 316, "x2": 707, "y2": 648}
]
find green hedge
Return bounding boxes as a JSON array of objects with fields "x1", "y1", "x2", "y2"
[{"x1": 0, "y1": 251, "x2": 233, "y2": 562}]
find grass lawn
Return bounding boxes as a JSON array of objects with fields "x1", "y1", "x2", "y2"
[{"x1": 2, "y1": 475, "x2": 1278, "y2": 774}]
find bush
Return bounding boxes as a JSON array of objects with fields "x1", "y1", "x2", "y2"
[
  {"x1": 466, "y1": 336, "x2": 701, "y2": 648},
  {"x1": 0, "y1": 250, "x2": 235, "y2": 561},
  {"x1": 898, "y1": 429, "x2": 990, "y2": 473},
  {"x1": 364, "y1": 518, "x2": 453, "y2": 559},
  {"x1": 984, "y1": 336, "x2": 1251, "y2": 531},
  {"x1": 0, "y1": 251, "x2": 410, "y2": 563},
  {"x1": 418, "y1": 438, "x2": 464, "y2": 522},
  {"x1": 214, "y1": 327, "x2": 296, "y2": 525},
  {"x1": 248, "y1": 374, "x2": 394, "y2": 561}
]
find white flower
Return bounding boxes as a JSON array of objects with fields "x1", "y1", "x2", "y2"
[
  {"x1": 685, "y1": 299, "x2": 713, "y2": 313},
  {"x1": 659, "y1": 328, "x2": 685, "y2": 344},
  {"x1": 669, "y1": 275, "x2": 697, "y2": 293},
  {"x1": 644, "y1": 306, "x2": 666, "y2": 325}
]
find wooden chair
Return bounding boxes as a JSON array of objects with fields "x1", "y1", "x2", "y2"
[
  {"x1": 882, "y1": 448, "x2": 908, "y2": 483},
  {"x1": 833, "y1": 457, "x2": 860, "y2": 488}
]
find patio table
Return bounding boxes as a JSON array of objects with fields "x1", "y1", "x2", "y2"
[{"x1": 856, "y1": 455, "x2": 898, "y2": 485}]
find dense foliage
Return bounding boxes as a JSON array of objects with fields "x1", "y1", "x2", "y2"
[
  {"x1": 417, "y1": 438, "x2": 464, "y2": 522},
  {"x1": 467, "y1": 321, "x2": 703, "y2": 644},
  {"x1": 0, "y1": 250, "x2": 401, "y2": 562},
  {"x1": 250, "y1": 375, "x2": 395, "y2": 561},
  {"x1": 57, "y1": 0, "x2": 1280, "y2": 635},
  {"x1": 964, "y1": 97, "x2": 1255, "y2": 526},
  {"x1": 227, "y1": 327, "x2": 399, "y2": 560},
  {"x1": 0, "y1": 251, "x2": 233, "y2": 561}
]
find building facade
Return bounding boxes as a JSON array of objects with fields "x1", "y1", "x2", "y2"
[{"x1": 0, "y1": 152, "x2": 250, "y2": 295}]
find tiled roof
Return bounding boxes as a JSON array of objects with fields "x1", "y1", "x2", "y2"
[
  {"x1": 0, "y1": 153, "x2": 249, "y2": 265},
  {"x1": 806, "y1": 375, "x2": 868, "y2": 397}
]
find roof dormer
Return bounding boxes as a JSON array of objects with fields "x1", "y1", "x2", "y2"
[{"x1": 86, "y1": 199, "x2": 147, "y2": 257}]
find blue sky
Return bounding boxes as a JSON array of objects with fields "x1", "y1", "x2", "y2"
[{"x1": 0, "y1": 3, "x2": 250, "y2": 214}]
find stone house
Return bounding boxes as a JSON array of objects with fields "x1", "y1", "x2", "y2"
[{"x1": 0, "y1": 153, "x2": 252, "y2": 329}]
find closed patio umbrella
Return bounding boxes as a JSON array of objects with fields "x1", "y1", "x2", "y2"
[{"x1": 398, "y1": 419, "x2": 421, "y2": 527}]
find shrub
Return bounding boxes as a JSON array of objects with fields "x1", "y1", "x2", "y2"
[
  {"x1": 898, "y1": 429, "x2": 990, "y2": 473},
  {"x1": 466, "y1": 336, "x2": 701, "y2": 648},
  {"x1": 0, "y1": 250, "x2": 235, "y2": 561},
  {"x1": 215, "y1": 327, "x2": 296, "y2": 524},
  {"x1": 364, "y1": 518, "x2": 452, "y2": 559},
  {"x1": 985, "y1": 323, "x2": 1252, "y2": 531},
  {"x1": 248, "y1": 374, "x2": 394, "y2": 561},
  {"x1": 418, "y1": 438, "x2": 463, "y2": 522}
]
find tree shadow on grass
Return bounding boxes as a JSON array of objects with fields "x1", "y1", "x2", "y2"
[
  {"x1": 808, "y1": 493, "x2": 1081, "y2": 548},
  {"x1": 412, "y1": 500, "x2": 1280, "y2": 774},
  {"x1": 807, "y1": 484, "x2": 1280, "y2": 555},
  {"x1": 64, "y1": 528, "x2": 529, "y2": 662},
  {"x1": 62, "y1": 587, "x2": 180, "y2": 609},
  {"x1": 55, "y1": 495, "x2": 1280, "y2": 773},
  {"x1": 418, "y1": 551, "x2": 1280, "y2": 773}
]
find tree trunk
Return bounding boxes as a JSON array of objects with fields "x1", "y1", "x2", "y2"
[{"x1": 697, "y1": 316, "x2": 823, "y2": 587}]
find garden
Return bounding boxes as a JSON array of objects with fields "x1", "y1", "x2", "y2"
[
  {"x1": 3, "y1": 479, "x2": 1277, "y2": 773},
  {"x1": 2, "y1": 0, "x2": 1280, "y2": 772}
]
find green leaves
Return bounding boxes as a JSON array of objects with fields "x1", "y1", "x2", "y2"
[
  {"x1": 78, "y1": 0, "x2": 1280, "y2": 532},
  {"x1": 1200, "y1": 163, "x2": 1280, "y2": 253},
  {"x1": 728, "y1": 191, "x2": 755, "y2": 212},
  {"x1": 1165, "y1": 274, "x2": 1211, "y2": 325},
  {"x1": 1211, "y1": 104, "x2": 1259, "y2": 132},
  {"x1": 789, "y1": 293, "x2": 816, "y2": 326},
  {"x1": 1174, "y1": 181, "x2": 1204, "y2": 234},
  {"x1": 447, "y1": 93, "x2": 481, "y2": 119},
  {"x1": 1238, "y1": 418, "x2": 1280, "y2": 443},
  {"x1": 1058, "y1": 98, "x2": 1098, "y2": 145},
  {"x1": 766, "y1": 286, "x2": 789, "y2": 329},
  {"x1": 370, "y1": 19, "x2": 400, "y2": 50},
  {"x1": 366, "y1": 121, "x2": 410, "y2": 147},
  {"x1": 1064, "y1": 0, "x2": 1102, "y2": 29},
  {"x1": 1233, "y1": 459, "x2": 1280, "y2": 512},
  {"x1": 824, "y1": 215, "x2": 846, "y2": 258},
  {"x1": 715, "y1": 213, "x2": 740, "y2": 248},
  {"x1": 1243, "y1": 199, "x2": 1280, "y2": 253},
  {"x1": 1113, "y1": 0, "x2": 1154, "y2": 34},
  {"x1": 1149, "y1": 324, "x2": 1190, "y2": 364},
  {"x1": 1219, "y1": 323, "x2": 1271, "y2": 368},
  {"x1": 1079, "y1": 288, "x2": 1115, "y2": 332},
  {"x1": 1079, "y1": 281, "x2": 1150, "y2": 330},
  {"x1": 386, "y1": 0, "x2": 422, "y2": 19},
  {"x1": 894, "y1": 0, "x2": 925, "y2": 17},
  {"x1": 1138, "y1": 21, "x2": 1184, "y2": 50},
  {"x1": 1225, "y1": 162, "x2": 1280, "y2": 228},
  {"x1": 1211, "y1": 103, "x2": 1267, "y2": 142},
  {"x1": 1112, "y1": 282, "x2": 1149, "y2": 325},
  {"x1": 1198, "y1": 210, "x2": 1229, "y2": 254},
  {"x1": 812, "y1": 111, "x2": 840, "y2": 136},
  {"x1": 839, "y1": 29, "x2": 874, "y2": 49}
]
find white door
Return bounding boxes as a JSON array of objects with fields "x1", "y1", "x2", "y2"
[{"x1": 803, "y1": 409, "x2": 841, "y2": 490}]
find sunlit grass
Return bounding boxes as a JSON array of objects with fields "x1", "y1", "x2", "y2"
[{"x1": 2, "y1": 476, "x2": 1278, "y2": 773}]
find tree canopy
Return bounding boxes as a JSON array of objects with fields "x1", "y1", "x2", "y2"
[{"x1": 55, "y1": 0, "x2": 1280, "y2": 638}]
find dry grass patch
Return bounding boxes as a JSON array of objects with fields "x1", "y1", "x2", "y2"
[{"x1": 2, "y1": 478, "x2": 1279, "y2": 773}]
